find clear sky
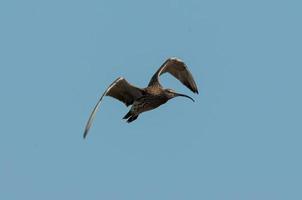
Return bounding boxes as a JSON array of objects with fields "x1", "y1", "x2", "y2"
[{"x1": 0, "y1": 0, "x2": 301, "y2": 199}]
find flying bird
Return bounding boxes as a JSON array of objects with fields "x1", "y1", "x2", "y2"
[{"x1": 83, "y1": 57, "x2": 198, "y2": 138}]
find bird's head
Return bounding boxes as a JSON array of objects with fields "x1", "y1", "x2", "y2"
[{"x1": 164, "y1": 88, "x2": 195, "y2": 102}]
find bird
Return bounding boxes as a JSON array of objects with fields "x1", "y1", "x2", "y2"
[{"x1": 83, "y1": 57, "x2": 199, "y2": 138}]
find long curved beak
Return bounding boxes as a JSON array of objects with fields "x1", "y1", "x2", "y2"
[{"x1": 174, "y1": 93, "x2": 195, "y2": 102}]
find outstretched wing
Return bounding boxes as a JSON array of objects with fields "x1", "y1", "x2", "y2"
[
  {"x1": 148, "y1": 57, "x2": 199, "y2": 94},
  {"x1": 83, "y1": 77, "x2": 144, "y2": 138}
]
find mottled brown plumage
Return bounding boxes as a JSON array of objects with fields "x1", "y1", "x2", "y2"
[{"x1": 83, "y1": 57, "x2": 199, "y2": 138}]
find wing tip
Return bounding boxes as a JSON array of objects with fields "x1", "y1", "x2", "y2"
[
  {"x1": 191, "y1": 88, "x2": 199, "y2": 94},
  {"x1": 83, "y1": 129, "x2": 88, "y2": 139}
]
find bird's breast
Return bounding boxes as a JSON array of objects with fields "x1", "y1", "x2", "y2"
[{"x1": 131, "y1": 95, "x2": 168, "y2": 114}]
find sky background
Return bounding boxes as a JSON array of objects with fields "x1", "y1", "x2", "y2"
[{"x1": 0, "y1": 0, "x2": 301, "y2": 199}]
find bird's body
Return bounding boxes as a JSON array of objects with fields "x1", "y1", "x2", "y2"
[
  {"x1": 83, "y1": 57, "x2": 199, "y2": 138},
  {"x1": 123, "y1": 86, "x2": 169, "y2": 122}
]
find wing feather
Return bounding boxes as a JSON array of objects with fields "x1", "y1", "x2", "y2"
[
  {"x1": 83, "y1": 77, "x2": 143, "y2": 138},
  {"x1": 148, "y1": 57, "x2": 198, "y2": 93}
]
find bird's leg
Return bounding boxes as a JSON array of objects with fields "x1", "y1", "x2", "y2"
[
  {"x1": 123, "y1": 110, "x2": 139, "y2": 123},
  {"x1": 126, "y1": 115, "x2": 139, "y2": 123},
  {"x1": 123, "y1": 110, "x2": 132, "y2": 120}
]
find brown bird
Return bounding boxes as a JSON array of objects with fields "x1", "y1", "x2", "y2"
[{"x1": 83, "y1": 57, "x2": 198, "y2": 138}]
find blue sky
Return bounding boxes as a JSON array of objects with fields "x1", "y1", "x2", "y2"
[{"x1": 0, "y1": 0, "x2": 301, "y2": 199}]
